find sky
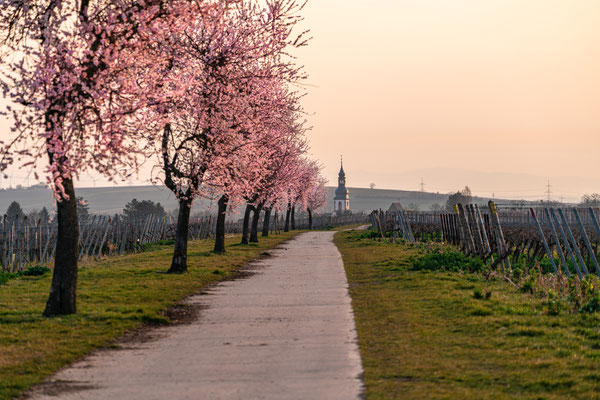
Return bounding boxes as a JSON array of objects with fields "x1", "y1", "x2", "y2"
[
  {"x1": 297, "y1": 0, "x2": 600, "y2": 201},
  {"x1": 1, "y1": 0, "x2": 600, "y2": 202}
]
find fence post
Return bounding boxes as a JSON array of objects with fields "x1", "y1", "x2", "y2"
[
  {"x1": 544, "y1": 208, "x2": 569, "y2": 276},
  {"x1": 530, "y1": 208, "x2": 557, "y2": 274},
  {"x1": 474, "y1": 204, "x2": 493, "y2": 262},
  {"x1": 573, "y1": 208, "x2": 600, "y2": 277},
  {"x1": 456, "y1": 204, "x2": 475, "y2": 256},
  {"x1": 557, "y1": 208, "x2": 589, "y2": 276},
  {"x1": 489, "y1": 201, "x2": 511, "y2": 273},
  {"x1": 550, "y1": 208, "x2": 582, "y2": 280}
]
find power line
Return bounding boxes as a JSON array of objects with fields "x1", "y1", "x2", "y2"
[
  {"x1": 419, "y1": 178, "x2": 425, "y2": 192},
  {"x1": 545, "y1": 180, "x2": 552, "y2": 201}
]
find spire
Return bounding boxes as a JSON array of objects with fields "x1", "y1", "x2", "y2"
[
  {"x1": 334, "y1": 155, "x2": 350, "y2": 214},
  {"x1": 337, "y1": 155, "x2": 346, "y2": 188}
]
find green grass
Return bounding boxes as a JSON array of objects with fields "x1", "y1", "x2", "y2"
[
  {"x1": 0, "y1": 232, "x2": 299, "y2": 400},
  {"x1": 334, "y1": 230, "x2": 600, "y2": 399}
]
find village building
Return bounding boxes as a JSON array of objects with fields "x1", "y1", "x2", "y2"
[
  {"x1": 387, "y1": 203, "x2": 405, "y2": 213},
  {"x1": 334, "y1": 158, "x2": 350, "y2": 215}
]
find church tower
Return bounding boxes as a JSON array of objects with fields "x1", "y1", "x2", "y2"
[{"x1": 333, "y1": 157, "x2": 350, "y2": 215}]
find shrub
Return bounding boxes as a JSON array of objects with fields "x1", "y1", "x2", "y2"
[
  {"x1": 0, "y1": 272, "x2": 19, "y2": 286},
  {"x1": 539, "y1": 276, "x2": 600, "y2": 315},
  {"x1": 580, "y1": 278, "x2": 600, "y2": 314},
  {"x1": 473, "y1": 287, "x2": 492, "y2": 300},
  {"x1": 351, "y1": 230, "x2": 380, "y2": 240},
  {"x1": 520, "y1": 275, "x2": 536, "y2": 294},
  {"x1": 21, "y1": 265, "x2": 51, "y2": 276},
  {"x1": 410, "y1": 251, "x2": 485, "y2": 273},
  {"x1": 543, "y1": 290, "x2": 564, "y2": 316},
  {"x1": 539, "y1": 257, "x2": 560, "y2": 274}
]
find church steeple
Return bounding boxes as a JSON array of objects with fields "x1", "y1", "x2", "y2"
[
  {"x1": 338, "y1": 156, "x2": 346, "y2": 187},
  {"x1": 334, "y1": 155, "x2": 350, "y2": 215}
]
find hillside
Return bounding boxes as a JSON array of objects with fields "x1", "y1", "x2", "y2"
[
  {"x1": 328, "y1": 187, "x2": 449, "y2": 212},
  {"x1": 0, "y1": 185, "x2": 526, "y2": 215}
]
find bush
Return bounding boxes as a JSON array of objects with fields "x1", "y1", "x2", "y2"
[
  {"x1": 351, "y1": 230, "x2": 380, "y2": 240},
  {"x1": 520, "y1": 275, "x2": 536, "y2": 294},
  {"x1": 539, "y1": 257, "x2": 560, "y2": 274},
  {"x1": 21, "y1": 265, "x2": 51, "y2": 276},
  {"x1": 539, "y1": 276, "x2": 600, "y2": 315},
  {"x1": 473, "y1": 287, "x2": 492, "y2": 300},
  {"x1": 543, "y1": 290, "x2": 564, "y2": 316},
  {"x1": 410, "y1": 251, "x2": 485, "y2": 273},
  {"x1": 580, "y1": 278, "x2": 600, "y2": 314},
  {"x1": 0, "y1": 272, "x2": 19, "y2": 286}
]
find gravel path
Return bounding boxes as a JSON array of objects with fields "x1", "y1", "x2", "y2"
[{"x1": 28, "y1": 231, "x2": 363, "y2": 400}]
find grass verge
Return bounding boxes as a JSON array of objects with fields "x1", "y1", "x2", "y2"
[
  {"x1": 334, "y1": 229, "x2": 600, "y2": 399},
  {"x1": 0, "y1": 231, "x2": 299, "y2": 400}
]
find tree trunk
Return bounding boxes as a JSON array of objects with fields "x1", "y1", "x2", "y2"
[
  {"x1": 250, "y1": 205, "x2": 262, "y2": 243},
  {"x1": 291, "y1": 204, "x2": 296, "y2": 230},
  {"x1": 213, "y1": 195, "x2": 228, "y2": 253},
  {"x1": 167, "y1": 198, "x2": 192, "y2": 274},
  {"x1": 262, "y1": 208, "x2": 271, "y2": 237},
  {"x1": 43, "y1": 177, "x2": 79, "y2": 317},
  {"x1": 284, "y1": 202, "x2": 291, "y2": 232},
  {"x1": 308, "y1": 208, "x2": 313, "y2": 230},
  {"x1": 241, "y1": 203, "x2": 254, "y2": 245}
]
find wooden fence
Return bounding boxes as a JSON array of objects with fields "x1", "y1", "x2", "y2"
[
  {"x1": 0, "y1": 211, "x2": 368, "y2": 273},
  {"x1": 370, "y1": 202, "x2": 600, "y2": 278}
]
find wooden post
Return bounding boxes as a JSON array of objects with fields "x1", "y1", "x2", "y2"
[
  {"x1": 474, "y1": 204, "x2": 493, "y2": 262},
  {"x1": 557, "y1": 208, "x2": 589, "y2": 275},
  {"x1": 544, "y1": 208, "x2": 569, "y2": 276},
  {"x1": 466, "y1": 205, "x2": 485, "y2": 256},
  {"x1": 488, "y1": 201, "x2": 511, "y2": 273},
  {"x1": 530, "y1": 208, "x2": 557, "y2": 274},
  {"x1": 456, "y1": 204, "x2": 475, "y2": 256},
  {"x1": 550, "y1": 208, "x2": 582, "y2": 280}
]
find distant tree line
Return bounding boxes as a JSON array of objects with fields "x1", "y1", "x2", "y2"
[
  {"x1": 3, "y1": 198, "x2": 166, "y2": 225},
  {"x1": 445, "y1": 186, "x2": 473, "y2": 212},
  {"x1": 580, "y1": 193, "x2": 600, "y2": 207}
]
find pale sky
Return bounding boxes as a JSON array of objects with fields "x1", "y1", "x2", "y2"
[
  {"x1": 299, "y1": 0, "x2": 600, "y2": 201},
  {"x1": 2, "y1": 0, "x2": 600, "y2": 202}
]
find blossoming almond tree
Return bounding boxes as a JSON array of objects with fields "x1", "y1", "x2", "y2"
[
  {"x1": 242, "y1": 113, "x2": 309, "y2": 243},
  {"x1": 304, "y1": 175, "x2": 328, "y2": 229},
  {"x1": 0, "y1": 1, "x2": 169, "y2": 316},
  {"x1": 286, "y1": 157, "x2": 321, "y2": 230},
  {"x1": 209, "y1": 80, "x2": 305, "y2": 250},
  {"x1": 141, "y1": 0, "x2": 308, "y2": 272}
]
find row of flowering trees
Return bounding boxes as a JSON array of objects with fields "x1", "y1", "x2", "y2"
[{"x1": 0, "y1": 0, "x2": 327, "y2": 317}]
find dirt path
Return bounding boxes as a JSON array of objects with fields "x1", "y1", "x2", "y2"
[{"x1": 28, "y1": 231, "x2": 363, "y2": 400}]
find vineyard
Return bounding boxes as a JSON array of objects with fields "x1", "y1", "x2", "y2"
[
  {"x1": 371, "y1": 202, "x2": 600, "y2": 280},
  {"x1": 0, "y1": 212, "x2": 368, "y2": 273}
]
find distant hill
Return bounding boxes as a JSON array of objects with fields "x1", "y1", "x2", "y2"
[
  {"x1": 327, "y1": 187, "x2": 448, "y2": 213},
  {"x1": 349, "y1": 167, "x2": 598, "y2": 204},
  {"x1": 0, "y1": 185, "x2": 530, "y2": 216}
]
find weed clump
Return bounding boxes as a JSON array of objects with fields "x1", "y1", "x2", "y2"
[
  {"x1": 22, "y1": 265, "x2": 51, "y2": 276},
  {"x1": 473, "y1": 287, "x2": 492, "y2": 300},
  {"x1": 535, "y1": 275, "x2": 600, "y2": 316},
  {"x1": 410, "y1": 251, "x2": 485, "y2": 273},
  {"x1": 0, "y1": 265, "x2": 51, "y2": 286}
]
